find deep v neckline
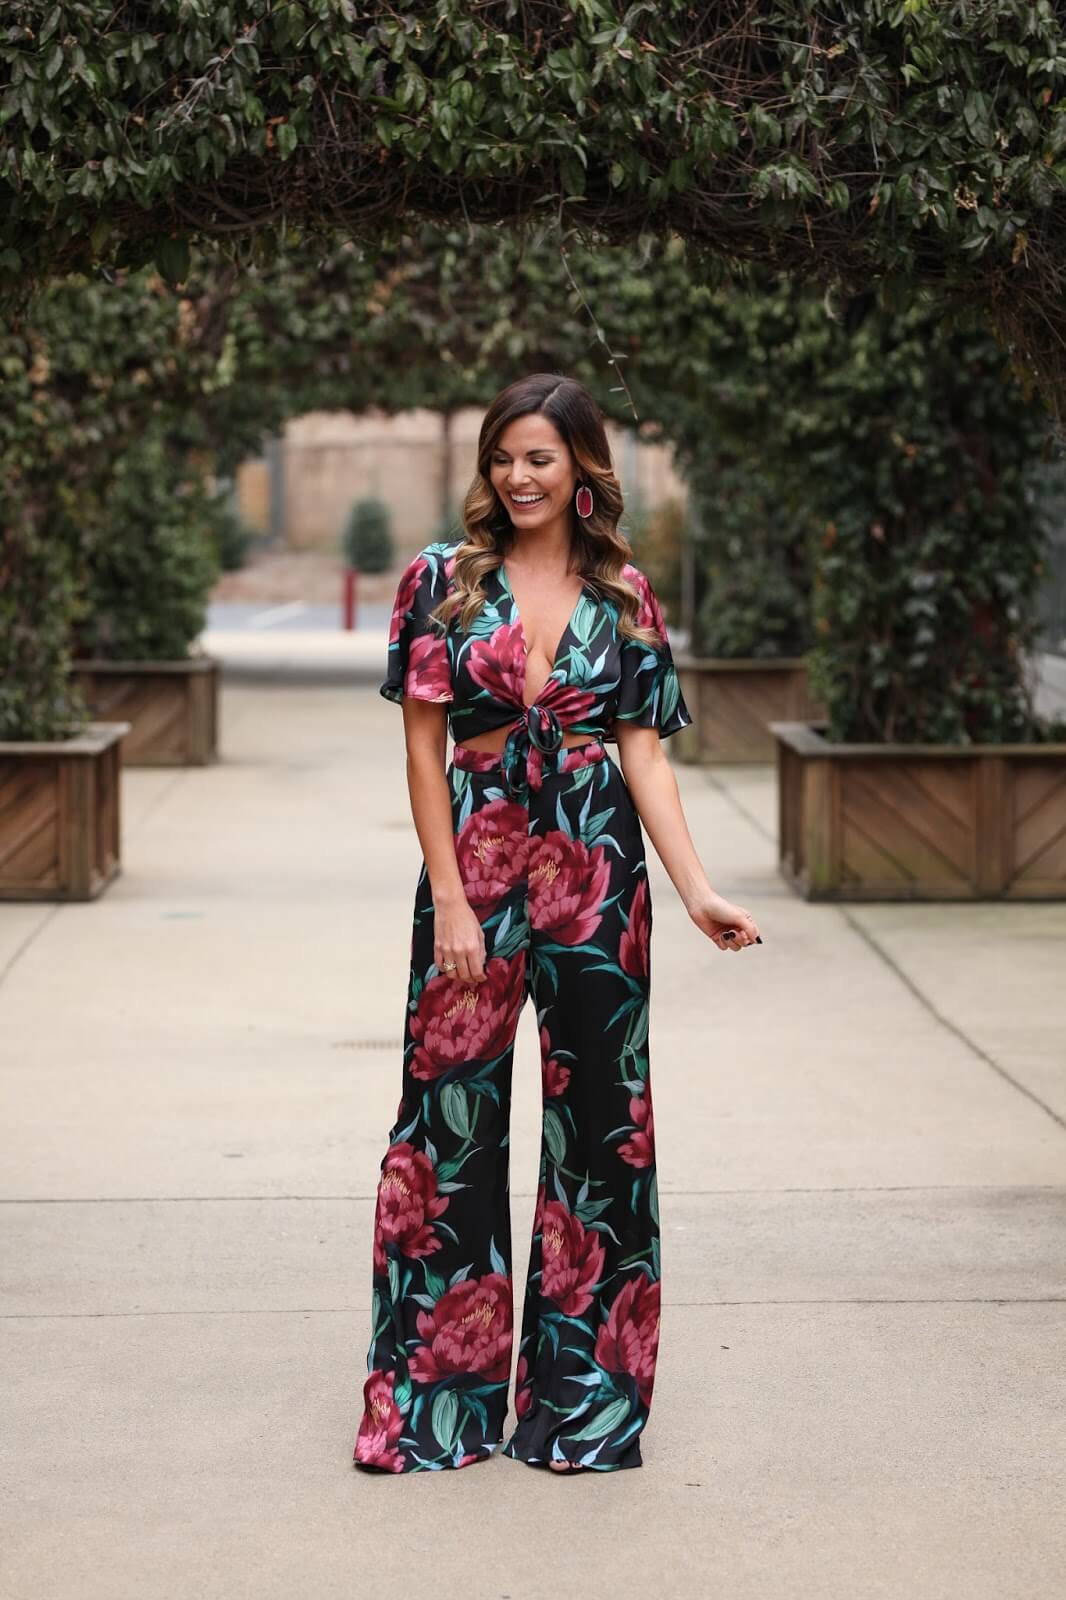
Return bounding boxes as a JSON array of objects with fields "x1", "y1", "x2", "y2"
[{"x1": 499, "y1": 561, "x2": 591, "y2": 708}]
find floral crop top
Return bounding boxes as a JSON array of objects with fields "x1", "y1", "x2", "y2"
[{"x1": 381, "y1": 540, "x2": 693, "y2": 761}]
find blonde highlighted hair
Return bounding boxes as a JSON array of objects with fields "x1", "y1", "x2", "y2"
[{"x1": 430, "y1": 373, "x2": 664, "y2": 649}]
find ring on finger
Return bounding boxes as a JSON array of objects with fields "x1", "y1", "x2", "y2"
[{"x1": 441, "y1": 959, "x2": 458, "y2": 972}]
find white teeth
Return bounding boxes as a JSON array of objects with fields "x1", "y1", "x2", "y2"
[{"x1": 510, "y1": 493, "x2": 545, "y2": 504}]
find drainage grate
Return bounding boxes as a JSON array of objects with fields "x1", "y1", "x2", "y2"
[{"x1": 331, "y1": 1038, "x2": 403, "y2": 1051}]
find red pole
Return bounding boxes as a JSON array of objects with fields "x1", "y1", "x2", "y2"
[{"x1": 342, "y1": 568, "x2": 357, "y2": 630}]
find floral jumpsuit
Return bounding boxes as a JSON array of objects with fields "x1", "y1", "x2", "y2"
[{"x1": 353, "y1": 539, "x2": 693, "y2": 1473}]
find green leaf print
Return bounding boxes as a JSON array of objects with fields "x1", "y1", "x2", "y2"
[
  {"x1": 542, "y1": 1106, "x2": 567, "y2": 1166},
  {"x1": 554, "y1": 792, "x2": 573, "y2": 838},
  {"x1": 392, "y1": 1109, "x2": 420, "y2": 1145},
  {"x1": 604, "y1": 992, "x2": 645, "y2": 1031},
  {"x1": 423, "y1": 1265, "x2": 446, "y2": 1300},
  {"x1": 564, "y1": 1395, "x2": 633, "y2": 1442},
  {"x1": 440, "y1": 1081, "x2": 474, "y2": 1140},
  {"x1": 582, "y1": 807, "x2": 617, "y2": 843},
  {"x1": 626, "y1": 1003, "x2": 650, "y2": 1054},
  {"x1": 570, "y1": 594, "x2": 600, "y2": 648},
  {"x1": 435, "y1": 1146, "x2": 480, "y2": 1183},
  {"x1": 431, "y1": 1389, "x2": 461, "y2": 1453},
  {"x1": 649, "y1": 1170, "x2": 659, "y2": 1228},
  {"x1": 462, "y1": 1393, "x2": 489, "y2": 1434},
  {"x1": 567, "y1": 648, "x2": 595, "y2": 685},
  {"x1": 661, "y1": 665, "x2": 681, "y2": 723},
  {"x1": 569, "y1": 763, "x2": 599, "y2": 791},
  {"x1": 577, "y1": 781, "x2": 593, "y2": 837},
  {"x1": 493, "y1": 908, "x2": 529, "y2": 959}
]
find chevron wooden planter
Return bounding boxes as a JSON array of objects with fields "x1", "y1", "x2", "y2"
[
  {"x1": 674, "y1": 656, "x2": 823, "y2": 764},
  {"x1": 773, "y1": 722, "x2": 1066, "y2": 900},
  {"x1": 0, "y1": 723, "x2": 129, "y2": 901},
  {"x1": 71, "y1": 656, "x2": 219, "y2": 766}
]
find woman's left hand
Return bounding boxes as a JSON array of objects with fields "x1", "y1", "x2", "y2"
[{"x1": 688, "y1": 892, "x2": 761, "y2": 952}]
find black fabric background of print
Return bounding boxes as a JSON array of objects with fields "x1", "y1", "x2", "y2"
[{"x1": 354, "y1": 744, "x2": 661, "y2": 1473}]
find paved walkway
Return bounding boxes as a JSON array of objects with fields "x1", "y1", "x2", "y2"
[{"x1": 2, "y1": 676, "x2": 1064, "y2": 1600}]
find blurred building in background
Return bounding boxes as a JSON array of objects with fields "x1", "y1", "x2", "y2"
[{"x1": 235, "y1": 407, "x2": 687, "y2": 561}]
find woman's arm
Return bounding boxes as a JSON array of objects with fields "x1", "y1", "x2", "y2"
[
  {"x1": 616, "y1": 723, "x2": 761, "y2": 952},
  {"x1": 400, "y1": 700, "x2": 487, "y2": 982}
]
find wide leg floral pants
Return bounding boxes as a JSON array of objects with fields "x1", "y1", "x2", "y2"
[{"x1": 353, "y1": 736, "x2": 660, "y2": 1473}]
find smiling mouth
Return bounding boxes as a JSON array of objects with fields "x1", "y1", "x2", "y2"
[{"x1": 509, "y1": 492, "x2": 546, "y2": 506}]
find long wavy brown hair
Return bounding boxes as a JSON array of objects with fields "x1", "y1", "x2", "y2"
[{"x1": 430, "y1": 373, "x2": 664, "y2": 648}]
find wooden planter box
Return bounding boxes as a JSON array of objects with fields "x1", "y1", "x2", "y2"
[
  {"x1": 71, "y1": 656, "x2": 220, "y2": 767},
  {"x1": 0, "y1": 723, "x2": 129, "y2": 901},
  {"x1": 773, "y1": 721, "x2": 1066, "y2": 901},
  {"x1": 674, "y1": 656, "x2": 823, "y2": 764}
]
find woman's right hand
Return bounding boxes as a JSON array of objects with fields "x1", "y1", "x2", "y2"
[{"x1": 432, "y1": 891, "x2": 487, "y2": 983}]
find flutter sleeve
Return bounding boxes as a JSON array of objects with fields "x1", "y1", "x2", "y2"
[
  {"x1": 614, "y1": 568, "x2": 693, "y2": 738},
  {"x1": 380, "y1": 544, "x2": 454, "y2": 705}
]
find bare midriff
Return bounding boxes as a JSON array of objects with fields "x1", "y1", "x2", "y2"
[{"x1": 455, "y1": 723, "x2": 602, "y2": 756}]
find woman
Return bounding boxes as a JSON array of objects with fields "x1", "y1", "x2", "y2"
[{"x1": 353, "y1": 373, "x2": 761, "y2": 1476}]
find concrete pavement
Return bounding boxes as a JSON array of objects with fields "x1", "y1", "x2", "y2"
[{"x1": 1, "y1": 677, "x2": 1065, "y2": 1600}]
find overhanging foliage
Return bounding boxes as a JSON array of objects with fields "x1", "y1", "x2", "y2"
[{"x1": 3, "y1": 3, "x2": 1066, "y2": 412}]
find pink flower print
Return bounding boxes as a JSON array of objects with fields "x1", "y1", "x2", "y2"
[
  {"x1": 527, "y1": 832, "x2": 610, "y2": 946},
  {"x1": 617, "y1": 1090, "x2": 655, "y2": 1169},
  {"x1": 405, "y1": 630, "x2": 451, "y2": 700},
  {"x1": 466, "y1": 622, "x2": 526, "y2": 706},
  {"x1": 594, "y1": 1276, "x2": 661, "y2": 1408},
  {"x1": 540, "y1": 1201, "x2": 606, "y2": 1316},
  {"x1": 408, "y1": 1272, "x2": 513, "y2": 1383},
  {"x1": 535, "y1": 674, "x2": 598, "y2": 724},
  {"x1": 353, "y1": 1369, "x2": 406, "y2": 1471},
  {"x1": 389, "y1": 558, "x2": 427, "y2": 647},
  {"x1": 623, "y1": 564, "x2": 667, "y2": 641},
  {"x1": 619, "y1": 876, "x2": 650, "y2": 979},
  {"x1": 409, "y1": 953, "x2": 525, "y2": 1081},
  {"x1": 540, "y1": 1026, "x2": 571, "y2": 1098},
  {"x1": 455, "y1": 800, "x2": 529, "y2": 911},
  {"x1": 372, "y1": 1141, "x2": 450, "y2": 1274}
]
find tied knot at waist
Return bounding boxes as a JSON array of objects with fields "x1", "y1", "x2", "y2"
[
  {"x1": 452, "y1": 706, "x2": 607, "y2": 798},
  {"x1": 502, "y1": 705, "x2": 559, "y2": 798}
]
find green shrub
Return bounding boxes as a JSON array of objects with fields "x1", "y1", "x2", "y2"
[
  {"x1": 805, "y1": 307, "x2": 1062, "y2": 744},
  {"x1": 73, "y1": 435, "x2": 221, "y2": 661},
  {"x1": 208, "y1": 500, "x2": 260, "y2": 572},
  {"x1": 0, "y1": 523, "x2": 86, "y2": 742},
  {"x1": 343, "y1": 497, "x2": 394, "y2": 572},
  {"x1": 688, "y1": 466, "x2": 814, "y2": 659},
  {"x1": 623, "y1": 493, "x2": 685, "y2": 628}
]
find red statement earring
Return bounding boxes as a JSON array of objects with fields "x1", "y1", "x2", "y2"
[{"x1": 575, "y1": 482, "x2": 594, "y2": 519}]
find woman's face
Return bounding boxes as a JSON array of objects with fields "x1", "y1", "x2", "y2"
[{"x1": 488, "y1": 414, "x2": 578, "y2": 530}]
